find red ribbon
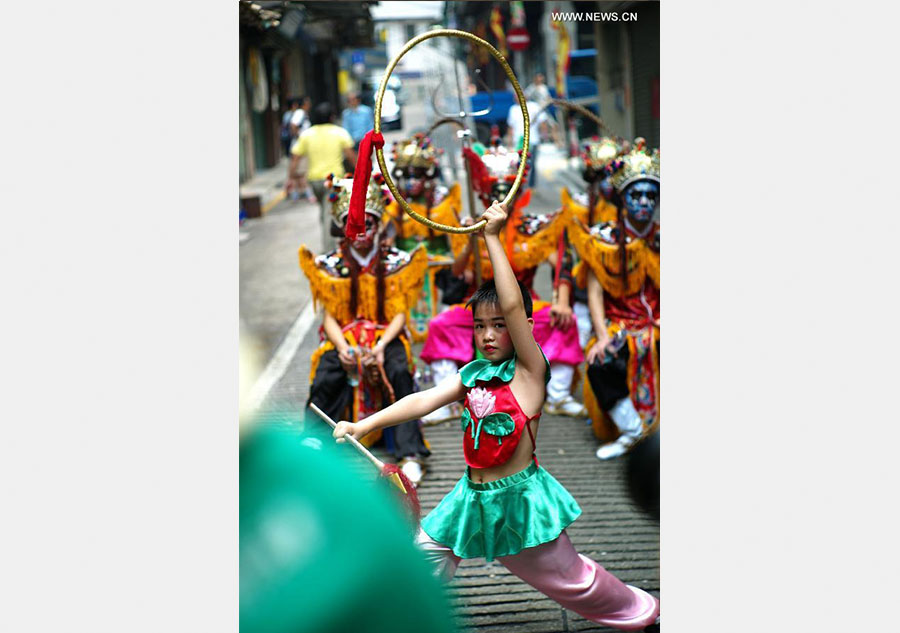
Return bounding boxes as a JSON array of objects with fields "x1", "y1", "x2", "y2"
[
  {"x1": 462, "y1": 147, "x2": 489, "y2": 198},
  {"x1": 346, "y1": 130, "x2": 385, "y2": 240}
]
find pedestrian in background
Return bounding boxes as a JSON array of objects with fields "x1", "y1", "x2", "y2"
[
  {"x1": 289, "y1": 102, "x2": 357, "y2": 251},
  {"x1": 281, "y1": 98, "x2": 300, "y2": 157},
  {"x1": 524, "y1": 73, "x2": 561, "y2": 145},
  {"x1": 290, "y1": 95, "x2": 312, "y2": 138},
  {"x1": 525, "y1": 72, "x2": 552, "y2": 109},
  {"x1": 341, "y1": 92, "x2": 374, "y2": 151},
  {"x1": 505, "y1": 99, "x2": 545, "y2": 188}
]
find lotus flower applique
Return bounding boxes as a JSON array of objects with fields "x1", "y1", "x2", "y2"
[
  {"x1": 463, "y1": 388, "x2": 515, "y2": 450},
  {"x1": 468, "y1": 387, "x2": 496, "y2": 419}
]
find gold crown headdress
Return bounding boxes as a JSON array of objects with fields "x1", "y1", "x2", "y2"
[
  {"x1": 480, "y1": 144, "x2": 522, "y2": 179},
  {"x1": 325, "y1": 172, "x2": 390, "y2": 225},
  {"x1": 474, "y1": 143, "x2": 529, "y2": 204},
  {"x1": 605, "y1": 138, "x2": 660, "y2": 192},
  {"x1": 391, "y1": 133, "x2": 442, "y2": 171},
  {"x1": 581, "y1": 136, "x2": 625, "y2": 172}
]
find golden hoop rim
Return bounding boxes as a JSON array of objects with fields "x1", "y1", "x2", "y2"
[
  {"x1": 423, "y1": 116, "x2": 467, "y2": 139},
  {"x1": 374, "y1": 29, "x2": 529, "y2": 235},
  {"x1": 538, "y1": 98, "x2": 616, "y2": 138}
]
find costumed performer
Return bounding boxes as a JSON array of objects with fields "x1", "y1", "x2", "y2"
[
  {"x1": 384, "y1": 134, "x2": 462, "y2": 342},
  {"x1": 421, "y1": 140, "x2": 586, "y2": 422},
  {"x1": 560, "y1": 136, "x2": 628, "y2": 351},
  {"x1": 567, "y1": 139, "x2": 660, "y2": 460},
  {"x1": 300, "y1": 174, "x2": 431, "y2": 485},
  {"x1": 332, "y1": 200, "x2": 660, "y2": 631}
]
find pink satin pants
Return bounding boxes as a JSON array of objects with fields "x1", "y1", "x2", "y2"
[{"x1": 416, "y1": 529, "x2": 659, "y2": 631}]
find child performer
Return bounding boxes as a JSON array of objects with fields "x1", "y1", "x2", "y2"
[
  {"x1": 333, "y1": 200, "x2": 660, "y2": 631},
  {"x1": 421, "y1": 142, "x2": 586, "y2": 422}
]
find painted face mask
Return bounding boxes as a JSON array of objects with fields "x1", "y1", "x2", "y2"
[
  {"x1": 404, "y1": 177, "x2": 426, "y2": 198},
  {"x1": 623, "y1": 180, "x2": 659, "y2": 223},
  {"x1": 351, "y1": 215, "x2": 379, "y2": 249}
]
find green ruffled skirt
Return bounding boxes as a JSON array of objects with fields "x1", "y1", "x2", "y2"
[{"x1": 420, "y1": 461, "x2": 582, "y2": 561}]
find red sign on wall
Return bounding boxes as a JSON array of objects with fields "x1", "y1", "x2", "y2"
[{"x1": 508, "y1": 27, "x2": 530, "y2": 51}]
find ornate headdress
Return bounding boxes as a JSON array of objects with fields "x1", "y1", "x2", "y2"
[
  {"x1": 605, "y1": 138, "x2": 660, "y2": 192},
  {"x1": 474, "y1": 143, "x2": 529, "y2": 205},
  {"x1": 582, "y1": 136, "x2": 625, "y2": 173},
  {"x1": 325, "y1": 172, "x2": 391, "y2": 225},
  {"x1": 391, "y1": 133, "x2": 442, "y2": 173}
]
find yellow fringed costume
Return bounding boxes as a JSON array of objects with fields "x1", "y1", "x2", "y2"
[
  {"x1": 385, "y1": 182, "x2": 461, "y2": 243},
  {"x1": 299, "y1": 244, "x2": 428, "y2": 327},
  {"x1": 444, "y1": 188, "x2": 567, "y2": 287},
  {"x1": 383, "y1": 184, "x2": 458, "y2": 343},
  {"x1": 300, "y1": 244, "x2": 428, "y2": 446},
  {"x1": 560, "y1": 187, "x2": 618, "y2": 226},
  {"x1": 570, "y1": 140, "x2": 661, "y2": 443},
  {"x1": 383, "y1": 136, "x2": 462, "y2": 342},
  {"x1": 568, "y1": 216, "x2": 660, "y2": 298},
  {"x1": 301, "y1": 174, "x2": 432, "y2": 451}
]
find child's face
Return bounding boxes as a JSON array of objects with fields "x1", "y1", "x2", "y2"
[
  {"x1": 473, "y1": 303, "x2": 513, "y2": 362},
  {"x1": 473, "y1": 302, "x2": 534, "y2": 362}
]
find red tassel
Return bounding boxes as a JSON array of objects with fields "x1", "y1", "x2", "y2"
[
  {"x1": 380, "y1": 463, "x2": 421, "y2": 528},
  {"x1": 462, "y1": 147, "x2": 490, "y2": 199},
  {"x1": 346, "y1": 130, "x2": 385, "y2": 240}
]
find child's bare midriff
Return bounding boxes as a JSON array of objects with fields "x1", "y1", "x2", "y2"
[
  {"x1": 468, "y1": 418, "x2": 538, "y2": 483},
  {"x1": 468, "y1": 375, "x2": 542, "y2": 484}
]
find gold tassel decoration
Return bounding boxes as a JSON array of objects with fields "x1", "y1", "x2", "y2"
[
  {"x1": 643, "y1": 243, "x2": 660, "y2": 288},
  {"x1": 386, "y1": 183, "x2": 462, "y2": 240},
  {"x1": 509, "y1": 208, "x2": 569, "y2": 271},
  {"x1": 299, "y1": 245, "x2": 354, "y2": 324},
  {"x1": 448, "y1": 230, "x2": 493, "y2": 280},
  {"x1": 299, "y1": 244, "x2": 429, "y2": 325},
  {"x1": 572, "y1": 260, "x2": 589, "y2": 290},
  {"x1": 560, "y1": 187, "x2": 618, "y2": 226},
  {"x1": 566, "y1": 216, "x2": 649, "y2": 298}
]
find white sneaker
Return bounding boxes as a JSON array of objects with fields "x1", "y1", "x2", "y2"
[
  {"x1": 399, "y1": 459, "x2": 424, "y2": 487},
  {"x1": 544, "y1": 395, "x2": 588, "y2": 417},
  {"x1": 595, "y1": 435, "x2": 637, "y2": 460},
  {"x1": 422, "y1": 403, "x2": 460, "y2": 425}
]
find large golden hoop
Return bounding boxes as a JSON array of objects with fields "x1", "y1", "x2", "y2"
[
  {"x1": 374, "y1": 29, "x2": 529, "y2": 234},
  {"x1": 538, "y1": 98, "x2": 616, "y2": 138},
  {"x1": 423, "y1": 116, "x2": 466, "y2": 139}
]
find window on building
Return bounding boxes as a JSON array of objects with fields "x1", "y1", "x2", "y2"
[{"x1": 406, "y1": 23, "x2": 416, "y2": 41}]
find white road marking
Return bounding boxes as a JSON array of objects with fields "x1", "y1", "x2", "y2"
[{"x1": 245, "y1": 301, "x2": 316, "y2": 412}]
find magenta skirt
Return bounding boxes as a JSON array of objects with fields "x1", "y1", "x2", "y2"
[{"x1": 420, "y1": 305, "x2": 584, "y2": 367}]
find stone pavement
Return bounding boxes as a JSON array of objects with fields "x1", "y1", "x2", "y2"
[
  {"x1": 253, "y1": 332, "x2": 660, "y2": 633},
  {"x1": 240, "y1": 142, "x2": 659, "y2": 632}
]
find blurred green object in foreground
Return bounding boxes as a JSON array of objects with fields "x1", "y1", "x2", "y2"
[{"x1": 240, "y1": 415, "x2": 457, "y2": 633}]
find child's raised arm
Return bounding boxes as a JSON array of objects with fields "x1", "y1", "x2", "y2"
[
  {"x1": 481, "y1": 200, "x2": 547, "y2": 380},
  {"x1": 332, "y1": 374, "x2": 466, "y2": 443}
]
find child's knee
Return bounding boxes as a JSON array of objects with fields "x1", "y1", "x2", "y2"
[{"x1": 414, "y1": 529, "x2": 460, "y2": 581}]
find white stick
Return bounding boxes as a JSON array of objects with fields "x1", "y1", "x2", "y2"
[{"x1": 308, "y1": 403, "x2": 385, "y2": 471}]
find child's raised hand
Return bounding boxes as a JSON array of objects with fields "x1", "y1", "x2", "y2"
[{"x1": 481, "y1": 200, "x2": 508, "y2": 237}]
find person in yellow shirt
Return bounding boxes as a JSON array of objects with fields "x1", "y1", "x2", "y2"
[{"x1": 290, "y1": 102, "x2": 358, "y2": 251}]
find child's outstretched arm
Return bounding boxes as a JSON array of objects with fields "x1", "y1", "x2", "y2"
[
  {"x1": 481, "y1": 200, "x2": 547, "y2": 380},
  {"x1": 332, "y1": 374, "x2": 466, "y2": 443}
]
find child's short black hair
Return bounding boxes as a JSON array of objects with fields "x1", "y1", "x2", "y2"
[{"x1": 466, "y1": 279, "x2": 533, "y2": 318}]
